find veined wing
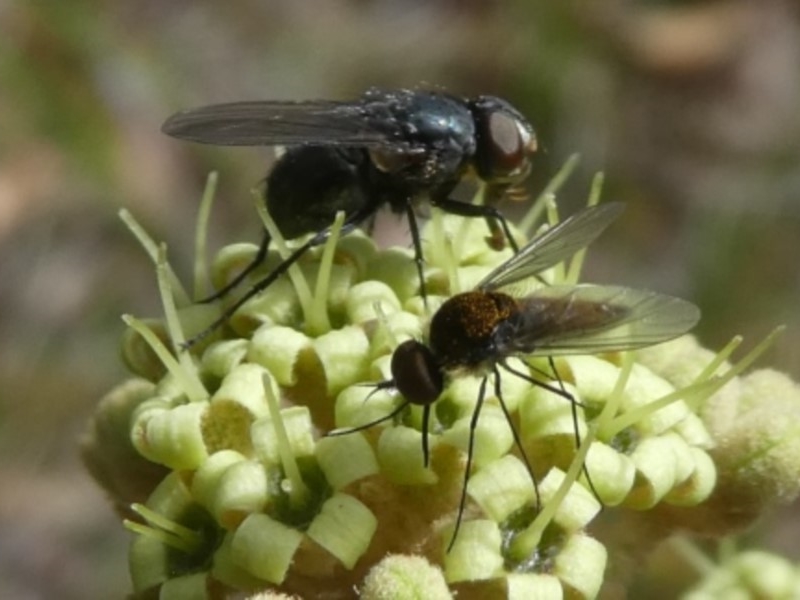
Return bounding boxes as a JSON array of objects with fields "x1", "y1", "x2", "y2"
[
  {"x1": 478, "y1": 203, "x2": 625, "y2": 292},
  {"x1": 161, "y1": 100, "x2": 405, "y2": 147},
  {"x1": 508, "y1": 284, "x2": 700, "y2": 356}
]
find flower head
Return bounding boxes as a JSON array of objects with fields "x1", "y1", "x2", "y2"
[{"x1": 83, "y1": 169, "x2": 799, "y2": 598}]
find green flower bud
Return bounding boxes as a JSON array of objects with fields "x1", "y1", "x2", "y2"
[
  {"x1": 664, "y1": 445, "x2": 717, "y2": 506},
  {"x1": 538, "y1": 467, "x2": 602, "y2": 533},
  {"x1": 211, "y1": 363, "x2": 272, "y2": 419},
  {"x1": 366, "y1": 248, "x2": 420, "y2": 302},
  {"x1": 441, "y1": 403, "x2": 514, "y2": 468},
  {"x1": 699, "y1": 369, "x2": 800, "y2": 530},
  {"x1": 506, "y1": 573, "x2": 564, "y2": 600},
  {"x1": 231, "y1": 513, "x2": 303, "y2": 584},
  {"x1": 443, "y1": 520, "x2": 503, "y2": 583},
  {"x1": 625, "y1": 433, "x2": 697, "y2": 510},
  {"x1": 361, "y1": 555, "x2": 452, "y2": 600},
  {"x1": 553, "y1": 533, "x2": 607, "y2": 600},
  {"x1": 580, "y1": 441, "x2": 636, "y2": 506},
  {"x1": 211, "y1": 531, "x2": 267, "y2": 590},
  {"x1": 204, "y1": 459, "x2": 269, "y2": 529},
  {"x1": 121, "y1": 319, "x2": 170, "y2": 381},
  {"x1": 158, "y1": 572, "x2": 212, "y2": 600},
  {"x1": 190, "y1": 450, "x2": 246, "y2": 513},
  {"x1": 306, "y1": 493, "x2": 377, "y2": 569},
  {"x1": 201, "y1": 339, "x2": 249, "y2": 382},
  {"x1": 378, "y1": 427, "x2": 438, "y2": 485},
  {"x1": 127, "y1": 472, "x2": 221, "y2": 594},
  {"x1": 131, "y1": 400, "x2": 209, "y2": 469},
  {"x1": 467, "y1": 455, "x2": 536, "y2": 522},
  {"x1": 621, "y1": 365, "x2": 693, "y2": 436},
  {"x1": 209, "y1": 242, "x2": 267, "y2": 294},
  {"x1": 299, "y1": 257, "x2": 358, "y2": 318},
  {"x1": 636, "y1": 334, "x2": 719, "y2": 390},
  {"x1": 312, "y1": 325, "x2": 371, "y2": 395},
  {"x1": 334, "y1": 382, "x2": 397, "y2": 429},
  {"x1": 345, "y1": 281, "x2": 402, "y2": 324},
  {"x1": 367, "y1": 310, "x2": 423, "y2": 360},
  {"x1": 335, "y1": 230, "x2": 378, "y2": 276},
  {"x1": 684, "y1": 550, "x2": 800, "y2": 600},
  {"x1": 230, "y1": 276, "x2": 300, "y2": 334},
  {"x1": 315, "y1": 434, "x2": 379, "y2": 490},
  {"x1": 81, "y1": 378, "x2": 169, "y2": 513},
  {"x1": 247, "y1": 325, "x2": 312, "y2": 386},
  {"x1": 251, "y1": 406, "x2": 315, "y2": 463}
]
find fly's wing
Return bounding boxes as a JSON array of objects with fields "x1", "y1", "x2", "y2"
[
  {"x1": 509, "y1": 284, "x2": 700, "y2": 356},
  {"x1": 161, "y1": 100, "x2": 405, "y2": 147},
  {"x1": 478, "y1": 202, "x2": 625, "y2": 293}
]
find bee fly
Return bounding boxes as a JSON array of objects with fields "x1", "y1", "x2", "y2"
[
  {"x1": 162, "y1": 88, "x2": 538, "y2": 346},
  {"x1": 330, "y1": 202, "x2": 701, "y2": 549}
]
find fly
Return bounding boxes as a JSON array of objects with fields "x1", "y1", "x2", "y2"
[
  {"x1": 330, "y1": 202, "x2": 701, "y2": 550},
  {"x1": 162, "y1": 88, "x2": 538, "y2": 346}
]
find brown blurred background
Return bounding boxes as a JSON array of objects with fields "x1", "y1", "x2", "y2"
[{"x1": 1, "y1": 1, "x2": 798, "y2": 597}]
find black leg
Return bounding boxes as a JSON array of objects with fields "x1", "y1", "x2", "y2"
[
  {"x1": 542, "y1": 357, "x2": 589, "y2": 452},
  {"x1": 500, "y1": 359, "x2": 604, "y2": 507},
  {"x1": 448, "y1": 376, "x2": 489, "y2": 553},
  {"x1": 405, "y1": 202, "x2": 428, "y2": 306},
  {"x1": 182, "y1": 235, "x2": 319, "y2": 349},
  {"x1": 524, "y1": 358, "x2": 587, "y2": 408},
  {"x1": 543, "y1": 357, "x2": 603, "y2": 505},
  {"x1": 198, "y1": 232, "x2": 271, "y2": 303},
  {"x1": 327, "y1": 394, "x2": 409, "y2": 437},
  {"x1": 422, "y1": 404, "x2": 432, "y2": 468},
  {"x1": 183, "y1": 208, "x2": 372, "y2": 349},
  {"x1": 501, "y1": 360, "x2": 573, "y2": 402},
  {"x1": 430, "y1": 196, "x2": 520, "y2": 254},
  {"x1": 492, "y1": 364, "x2": 541, "y2": 512}
]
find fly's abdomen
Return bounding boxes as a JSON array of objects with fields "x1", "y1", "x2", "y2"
[{"x1": 266, "y1": 146, "x2": 373, "y2": 239}]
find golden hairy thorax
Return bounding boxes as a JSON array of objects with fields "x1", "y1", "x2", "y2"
[{"x1": 429, "y1": 290, "x2": 518, "y2": 369}]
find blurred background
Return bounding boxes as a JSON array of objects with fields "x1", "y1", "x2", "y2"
[{"x1": 1, "y1": 1, "x2": 798, "y2": 597}]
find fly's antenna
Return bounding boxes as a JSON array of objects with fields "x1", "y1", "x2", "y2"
[{"x1": 328, "y1": 382, "x2": 408, "y2": 438}]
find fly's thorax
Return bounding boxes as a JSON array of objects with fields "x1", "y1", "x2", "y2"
[
  {"x1": 366, "y1": 90, "x2": 476, "y2": 189},
  {"x1": 390, "y1": 339, "x2": 444, "y2": 407},
  {"x1": 428, "y1": 290, "x2": 518, "y2": 370},
  {"x1": 394, "y1": 91, "x2": 477, "y2": 160}
]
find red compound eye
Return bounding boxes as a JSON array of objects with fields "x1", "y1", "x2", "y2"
[{"x1": 471, "y1": 96, "x2": 537, "y2": 183}]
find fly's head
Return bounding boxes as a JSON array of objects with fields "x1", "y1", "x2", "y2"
[
  {"x1": 390, "y1": 339, "x2": 444, "y2": 407},
  {"x1": 469, "y1": 96, "x2": 537, "y2": 188}
]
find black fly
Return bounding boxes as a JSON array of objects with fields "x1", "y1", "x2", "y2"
[
  {"x1": 330, "y1": 202, "x2": 701, "y2": 549},
  {"x1": 162, "y1": 88, "x2": 537, "y2": 346}
]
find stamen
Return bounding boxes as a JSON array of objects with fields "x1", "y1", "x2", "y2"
[{"x1": 192, "y1": 171, "x2": 218, "y2": 301}]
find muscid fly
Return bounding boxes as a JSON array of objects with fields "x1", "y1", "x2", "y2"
[
  {"x1": 162, "y1": 88, "x2": 537, "y2": 345},
  {"x1": 330, "y1": 202, "x2": 701, "y2": 550}
]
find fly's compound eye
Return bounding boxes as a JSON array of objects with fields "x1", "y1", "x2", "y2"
[
  {"x1": 390, "y1": 339, "x2": 443, "y2": 407},
  {"x1": 471, "y1": 96, "x2": 537, "y2": 183}
]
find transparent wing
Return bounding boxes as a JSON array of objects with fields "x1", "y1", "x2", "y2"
[
  {"x1": 478, "y1": 203, "x2": 625, "y2": 292},
  {"x1": 509, "y1": 284, "x2": 700, "y2": 356},
  {"x1": 161, "y1": 100, "x2": 404, "y2": 147}
]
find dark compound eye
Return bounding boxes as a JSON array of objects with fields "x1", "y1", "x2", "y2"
[
  {"x1": 390, "y1": 339, "x2": 444, "y2": 407},
  {"x1": 471, "y1": 96, "x2": 537, "y2": 183}
]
